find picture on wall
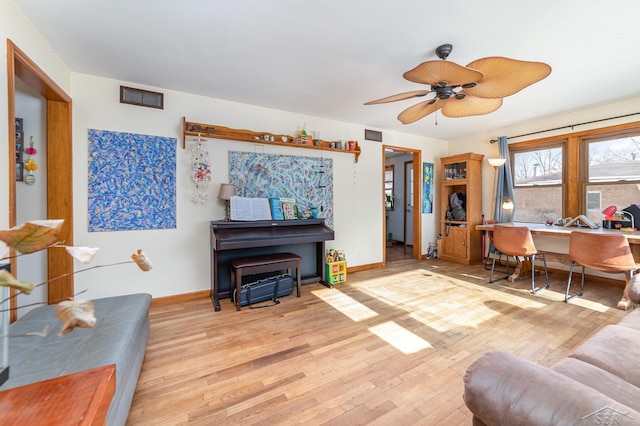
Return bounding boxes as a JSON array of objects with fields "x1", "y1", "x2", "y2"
[
  {"x1": 422, "y1": 162, "x2": 434, "y2": 214},
  {"x1": 228, "y1": 151, "x2": 334, "y2": 229},
  {"x1": 88, "y1": 129, "x2": 177, "y2": 232},
  {"x1": 15, "y1": 162, "x2": 23, "y2": 182},
  {"x1": 15, "y1": 118, "x2": 23, "y2": 181}
]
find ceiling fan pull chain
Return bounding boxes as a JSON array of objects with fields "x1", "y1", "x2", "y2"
[{"x1": 435, "y1": 110, "x2": 438, "y2": 126}]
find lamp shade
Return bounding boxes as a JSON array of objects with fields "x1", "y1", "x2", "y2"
[
  {"x1": 488, "y1": 158, "x2": 506, "y2": 167},
  {"x1": 502, "y1": 199, "x2": 514, "y2": 210},
  {"x1": 602, "y1": 205, "x2": 617, "y2": 216},
  {"x1": 217, "y1": 183, "x2": 235, "y2": 200}
]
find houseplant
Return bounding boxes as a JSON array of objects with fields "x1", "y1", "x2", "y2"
[{"x1": 0, "y1": 219, "x2": 152, "y2": 385}]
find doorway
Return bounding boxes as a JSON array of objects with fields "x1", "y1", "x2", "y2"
[
  {"x1": 7, "y1": 40, "x2": 74, "y2": 318},
  {"x1": 383, "y1": 145, "x2": 421, "y2": 263}
]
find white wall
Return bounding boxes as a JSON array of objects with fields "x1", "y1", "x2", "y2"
[{"x1": 69, "y1": 73, "x2": 445, "y2": 300}]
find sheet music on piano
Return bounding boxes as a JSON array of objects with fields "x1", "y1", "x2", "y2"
[{"x1": 230, "y1": 196, "x2": 273, "y2": 221}]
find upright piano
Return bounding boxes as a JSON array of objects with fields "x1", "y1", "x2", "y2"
[{"x1": 210, "y1": 219, "x2": 335, "y2": 311}]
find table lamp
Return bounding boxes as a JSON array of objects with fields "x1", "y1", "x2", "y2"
[{"x1": 218, "y1": 183, "x2": 235, "y2": 221}]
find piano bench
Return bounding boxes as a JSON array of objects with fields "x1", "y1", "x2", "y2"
[{"x1": 230, "y1": 253, "x2": 302, "y2": 311}]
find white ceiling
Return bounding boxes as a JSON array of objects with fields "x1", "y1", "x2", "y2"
[{"x1": 12, "y1": 0, "x2": 640, "y2": 141}]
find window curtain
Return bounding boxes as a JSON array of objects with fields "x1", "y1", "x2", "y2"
[{"x1": 494, "y1": 136, "x2": 515, "y2": 223}]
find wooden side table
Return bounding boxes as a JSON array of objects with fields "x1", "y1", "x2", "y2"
[{"x1": 0, "y1": 364, "x2": 115, "y2": 425}]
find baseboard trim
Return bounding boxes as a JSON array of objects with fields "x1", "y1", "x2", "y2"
[
  {"x1": 348, "y1": 262, "x2": 384, "y2": 273},
  {"x1": 151, "y1": 290, "x2": 210, "y2": 307}
]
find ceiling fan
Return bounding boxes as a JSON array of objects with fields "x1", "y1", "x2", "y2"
[{"x1": 365, "y1": 44, "x2": 551, "y2": 124}]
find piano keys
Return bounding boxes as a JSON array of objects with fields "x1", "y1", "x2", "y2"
[{"x1": 210, "y1": 219, "x2": 335, "y2": 311}]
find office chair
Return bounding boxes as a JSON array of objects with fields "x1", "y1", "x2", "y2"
[
  {"x1": 565, "y1": 231, "x2": 640, "y2": 303},
  {"x1": 490, "y1": 225, "x2": 550, "y2": 294}
]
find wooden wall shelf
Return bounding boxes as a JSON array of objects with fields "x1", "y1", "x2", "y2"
[{"x1": 182, "y1": 117, "x2": 361, "y2": 162}]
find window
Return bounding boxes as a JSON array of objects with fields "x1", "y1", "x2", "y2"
[
  {"x1": 511, "y1": 144, "x2": 564, "y2": 223},
  {"x1": 584, "y1": 134, "x2": 640, "y2": 223},
  {"x1": 385, "y1": 165, "x2": 394, "y2": 210},
  {"x1": 405, "y1": 162, "x2": 414, "y2": 208},
  {"x1": 507, "y1": 121, "x2": 640, "y2": 224}
]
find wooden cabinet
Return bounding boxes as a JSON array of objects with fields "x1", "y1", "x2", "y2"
[{"x1": 439, "y1": 153, "x2": 484, "y2": 264}]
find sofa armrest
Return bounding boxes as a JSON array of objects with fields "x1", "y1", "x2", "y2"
[
  {"x1": 626, "y1": 274, "x2": 640, "y2": 305},
  {"x1": 464, "y1": 351, "x2": 639, "y2": 425}
]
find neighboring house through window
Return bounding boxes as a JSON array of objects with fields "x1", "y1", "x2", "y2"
[{"x1": 508, "y1": 122, "x2": 640, "y2": 223}]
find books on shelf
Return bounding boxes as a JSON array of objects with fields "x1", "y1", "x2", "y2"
[
  {"x1": 269, "y1": 198, "x2": 284, "y2": 220},
  {"x1": 280, "y1": 197, "x2": 298, "y2": 220},
  {"x1": 229, "y1": 196, "x2": 301, "y2": 221}
]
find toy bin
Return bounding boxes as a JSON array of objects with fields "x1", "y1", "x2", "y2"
[{"x1": 325, "y1": 260, "x2": 347, "y2": 284}]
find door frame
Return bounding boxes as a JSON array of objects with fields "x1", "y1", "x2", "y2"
[
  {"x1": 382, "y1": 145, "x2": 421, "y2": 263},
  {"x1": 7, "y1": 40, "x2": 73, "y2": 318}
]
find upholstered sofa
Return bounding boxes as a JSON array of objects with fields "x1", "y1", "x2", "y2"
[
  {"x1": 464, "y1": 275, "x2": 640, "y2": 425},
  {"x1": 1, "y1": 293, "x2": 152, "y2": 426}
]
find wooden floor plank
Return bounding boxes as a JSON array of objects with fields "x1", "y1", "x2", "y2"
[{"x1": 127, "y1": 256, "x2": 628, "y2": 425}]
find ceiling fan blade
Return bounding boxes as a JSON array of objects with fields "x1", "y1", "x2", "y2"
[
  {"x1": 364, "y1": 90, "x2": 431, "y2": 105},
  {"x1": 464, "y1": 57, "x2": 551, "y2": 99},
  {"x1": 440, "y1": 95, "x2": 503, "y2": 118},
  {"x1": 397, "y1": 99, "x2": 444, "y2": 124},
  {"x1": 403, "y1": 60, "x2": 483, "y2": 86}
]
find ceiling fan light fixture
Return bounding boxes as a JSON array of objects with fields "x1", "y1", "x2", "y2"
[
  {"x1": 435, "y1": 44, "x2": 453, "y2": 60},
  {"x1": 365, "y1": 43, "x2": 551, "y2": 123}
]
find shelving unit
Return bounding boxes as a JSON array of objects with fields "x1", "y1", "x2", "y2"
[
  {"x1": 182, "y1": 117, "x2": 361, "y2": 162},
  {"x1": 439, "y1": 152, "x2": 484, "y2": 265}
]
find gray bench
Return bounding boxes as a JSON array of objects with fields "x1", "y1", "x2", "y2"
[{"x1": 2, "y1": 293, "x2": 152, "y2": 426}]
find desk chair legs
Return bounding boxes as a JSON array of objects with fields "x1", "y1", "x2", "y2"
[
  {"x1": 485, "y1": 242, "x2": 507, "y2": 272},
  {"x1": 564, "y1": 261, "x2": 585, "y2": 302},
  {"x1": 489, "y1": 253, "x2": 511, "y2": 283},
  {"x1": 530, "y1": 253, "x2": 550, "y2": 294},
  {"x1": 489, "y1": 253, "x2": 549, "y2": 294}
]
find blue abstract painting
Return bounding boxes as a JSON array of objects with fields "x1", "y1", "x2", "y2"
[
  {"x1": 228, "y1": 151, "x2": 334, "y2": 228},
  {"x1": 88, "y1": 129, "x2": 176, "y2": 232},
  {"x1": 422, "y1": 162, "x2": 434, "y2": 214}
]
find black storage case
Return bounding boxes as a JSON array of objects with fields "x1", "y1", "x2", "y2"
[
  {"x1": 232, "y1": 274, "x2": 294, "y2": 307},
  {"x1": 603, "y1": 219, "x2": 632, "y2": 229}
]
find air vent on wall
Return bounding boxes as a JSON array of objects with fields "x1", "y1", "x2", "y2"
[
  {"x1": 120, "y1": 86, "x2": 164, "y2": 109},
  {"x1": 365, "y1": 129, "x2": 382, "y2": 142}
]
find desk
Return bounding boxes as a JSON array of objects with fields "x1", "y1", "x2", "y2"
[
  {"x1": 477, "y1": 222, "x2": 640, "y2": 309},
  {"x1": 0, "y1": 364, "x2": 115, "y2": 425}
]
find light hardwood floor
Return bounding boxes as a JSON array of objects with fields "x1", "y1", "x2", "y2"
[{"x1": 127, "y1": 258, "x2": 627, "y2": 425}]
